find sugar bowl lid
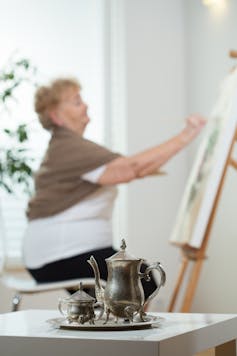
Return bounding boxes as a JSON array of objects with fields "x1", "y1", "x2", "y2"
[
  {"x1": 106, "y1": 239, "x2": 140, "y2": 261},
  {"x1": 67, "y1": 282, "x2": 95, "y2": 303}
]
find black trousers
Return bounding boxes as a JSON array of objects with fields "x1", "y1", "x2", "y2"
[{"x1": 28, "y1": 247, "x2": 158, "y2": 300}]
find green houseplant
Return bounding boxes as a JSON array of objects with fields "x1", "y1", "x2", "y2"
[
  {"x1": 0, "y1": 55, "x2": 38, "y2": 270},
  {"x1": 0, "y1": 56, "x2": 37, "y2": 194}
]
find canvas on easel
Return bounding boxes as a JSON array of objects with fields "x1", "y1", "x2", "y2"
[
  {"x1": 168, "y1": 53, "x2": 237, "y2": 312},
  {"x1": 170, "y1": 66, "x2": 237, "y2": 249}
]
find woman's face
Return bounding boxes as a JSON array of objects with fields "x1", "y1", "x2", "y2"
[{"x1": 53, "y1": 87, "x2": 90, "y2": 135}]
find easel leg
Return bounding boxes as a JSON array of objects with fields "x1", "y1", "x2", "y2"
[
  {"x1": 214, "y1": 340, "x2": 236, "y2": 356},
  {"x1": 181, "y1": 257, "x2": 204, "y2": 312},
  {"x1": 194, "y1": 342, "x2": 237, "y2": 356},
  {"x1": 168, "y1": 256, "x2": 189, "y2": 312}
]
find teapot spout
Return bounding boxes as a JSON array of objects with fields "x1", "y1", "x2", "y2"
[{"x1": 87, "y1": 256, "x2": 105, "y2": 304}]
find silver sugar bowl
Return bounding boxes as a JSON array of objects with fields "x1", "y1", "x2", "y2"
[{"x1": 58, "y1": 282, "x2": 97, "y2": 324}]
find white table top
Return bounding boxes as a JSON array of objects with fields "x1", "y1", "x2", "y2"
[{"x1": 0, "y1": 310, "x2": 237, "y2": 356}]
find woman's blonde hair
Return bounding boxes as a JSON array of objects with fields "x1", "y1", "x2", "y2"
[{"x1": 34, "y1": 78, "x2": 81, "y2": 130}]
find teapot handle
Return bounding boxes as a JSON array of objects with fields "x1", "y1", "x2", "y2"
[{"x1": 140, "y1": 262, "x2": 166, "y2": 308}]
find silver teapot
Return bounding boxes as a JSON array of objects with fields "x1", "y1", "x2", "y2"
[{"x1": 88, "y1": 239, "x2": 166, "y2": 323}]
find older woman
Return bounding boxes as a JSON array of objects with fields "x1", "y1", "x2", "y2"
[{"x1": 23, "y1": 78, "x2": 205, "y2": 299}]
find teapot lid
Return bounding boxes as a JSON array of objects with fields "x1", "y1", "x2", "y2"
[
  {"x1": 67, "y1": 282, "x2": 95, "y2": 302},
  {"x1": 106, "y1": 239, "x2": 140, "y2": 261}
]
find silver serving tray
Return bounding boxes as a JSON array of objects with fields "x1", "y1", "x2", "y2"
[{"x1": 47, "y1": 314, "x2": 163, "y2": 331}]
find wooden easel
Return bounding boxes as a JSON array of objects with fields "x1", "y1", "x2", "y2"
[{"x1": 168, "y1": 50, "x2": 237, "y2": 312}]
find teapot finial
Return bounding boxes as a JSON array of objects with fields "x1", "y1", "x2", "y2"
[{"x1": 120, "y1": 239, "x2": 126, "y2": 250}]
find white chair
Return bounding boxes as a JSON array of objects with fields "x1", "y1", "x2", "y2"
[
  {"x1": 1, "y1": 272, "x2": 103, "y2": 312},
  {"x1": 0, "y1": 209, "x2": 106, "y2": 312}
]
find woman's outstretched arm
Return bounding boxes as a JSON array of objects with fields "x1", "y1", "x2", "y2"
[{"x1": 98, "y1": 114, "x2": 206, "y2": 185}]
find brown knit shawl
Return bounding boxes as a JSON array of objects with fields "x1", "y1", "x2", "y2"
[{"x1": 27, "y1": 126, "x2": 120, "y2": 220}]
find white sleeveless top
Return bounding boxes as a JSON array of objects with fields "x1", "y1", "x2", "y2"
[{"x1": 23, "y1": 165, "x2": 117, "y2": 269}]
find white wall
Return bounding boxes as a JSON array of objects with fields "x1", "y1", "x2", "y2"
[
  {"x1": 122, "y1": 0, "x2": 189, "y2": 311},
  {"x1": 185, "y1": 0, "x2": 237, "y2": 313}
]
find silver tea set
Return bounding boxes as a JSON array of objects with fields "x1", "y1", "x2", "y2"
[{"x1": 58, "y1": 239, "x2": 166, "y2": 325}]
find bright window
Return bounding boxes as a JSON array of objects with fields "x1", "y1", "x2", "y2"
[{"x1": 0, "y1": 0, "x2": 109, "y2": 268}]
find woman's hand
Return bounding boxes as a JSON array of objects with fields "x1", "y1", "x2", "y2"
[{"x1": 181, "y1": 114, "x2": 207, "y2": 144}]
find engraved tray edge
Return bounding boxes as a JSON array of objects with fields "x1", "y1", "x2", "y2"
[{"x1": 46, "y1": 314, "x2": 163, "y2": 331}]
